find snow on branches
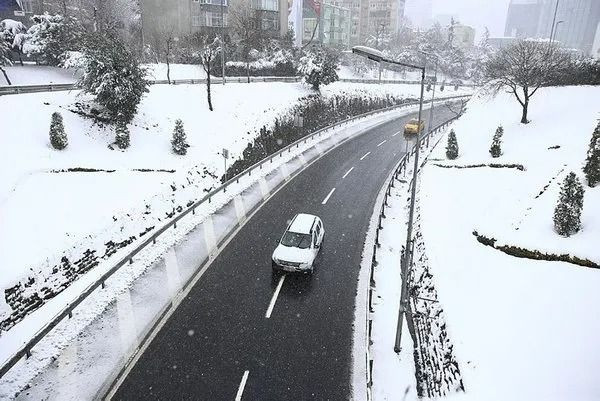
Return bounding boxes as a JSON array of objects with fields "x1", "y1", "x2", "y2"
[{"x1": 298, "y1": 46, "x2": 339, "y2": 91}]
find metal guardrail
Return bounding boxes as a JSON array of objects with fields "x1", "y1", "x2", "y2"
[
  {"x1": 339, "y1": 78, "x2": 477, "y2": 88},
  {"x1": 0, "y1": 93, "x2": 470, "y2": 381},
  {"x1": 364, "y1": 111, "x2": 463, "y2": 400},
  {"x1": 0, "y1": 75, "x2": 475, "y2": 96}
]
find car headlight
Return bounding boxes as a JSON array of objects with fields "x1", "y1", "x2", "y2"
[
  {"x1": 273, "y1": 257, "x2": 281, "y2": 264},
  {"x1": 299, "y1": 262, "x2": 310, "y2": 268}
]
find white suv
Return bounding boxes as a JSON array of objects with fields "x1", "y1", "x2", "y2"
[{"x1": 272, "y1": 213, "x2": 324, "y2": 274}]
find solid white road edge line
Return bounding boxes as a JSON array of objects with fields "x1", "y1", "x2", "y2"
[
  {"x1": 265, "y1": 275, "x2": 286, "y2": 319},
  {"x1": 235, "y1": 370, "x2": 250, "y2": 401},
  {"x1": 360, "y1": 152, "x2": 371, "y2": 161},
  {"x1": 342, "y1": 167, "x2": 354, "y2": 179},
  {"x1": 377, "y1": 140, "x2": 387, "y2": 147},
  {"x1": 322, "y1": 188, "x2": 336, "y2": 205}
]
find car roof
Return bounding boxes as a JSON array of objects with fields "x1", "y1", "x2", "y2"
[
  {"x1": 408, "y1": 118, "x2": 420, "y2": 123},
  {"x1": 288, "y1": 213, "x2": 318, "y2": 234}
]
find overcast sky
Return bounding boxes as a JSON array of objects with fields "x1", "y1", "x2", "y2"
[{"x1": 406, "y1": 0, "x2": 513, "y2": 40}]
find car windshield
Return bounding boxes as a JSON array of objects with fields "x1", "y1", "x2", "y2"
[
  {"x1": 409, "y1": 119, "x2": 420, "y2": 124},
  {"x1": 280, "y1": 231, "x2": 312, "y2": 249}
]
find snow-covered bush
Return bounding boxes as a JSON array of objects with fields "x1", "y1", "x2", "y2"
[
  {"x1": 0, "y1": 31, "x2": 10, "y2": 66},
  {"x1": 171, "y1": 119, "x2": 189, "y2": 155},
  {"x1": 0, "y1": 19, "x2": 27, "y2": 63},
  {"x1": 79, "y1": 30, "x2": 148, "y2": 123},
  {"x1": 489, "y1": 125, "x2": 503, "y2": 158},
  {"x1": 583, "y1": 121, "x2": 600, "y2": 187},
  {"x1": 59, "y1": 50, "x2": 86, "y2": 69},
  {"x1": 25, "y1": 14, "x2": 83, "y2": 66},
  {"x1": 553, "y1": 172, "x2": 585, "y2": 237},
  {"x1": 298, "y1": 46, "x2": 339, "y2": 91},
  {"x1": 49, "y1": 112, "x2": 68, "y2": 150},
  {"x1": 446, "y1": 129, "x2": 459, "y2": 160},
  {"x1": 115, "y1": 121, "x2": 130, "y2": 150}
]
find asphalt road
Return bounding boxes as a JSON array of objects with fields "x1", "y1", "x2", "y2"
[{"x1": 111, "y1": 106, "x2": 457, "y2": 401}]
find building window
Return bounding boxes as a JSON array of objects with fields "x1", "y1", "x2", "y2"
[
  {"x1": 199, "y1": 0, "x2": 228, "y2": 5},
  {"x1": 192, "y1": 12, "x2": 228, "y2": 27},
  {"x1": 252, "y1": 0, "x2": 278, "y2": 11},
  {"x1": 191, "y1": 15, "x2": 202, "y2": 26},
  {"x1": 21, "y1": 0, "x2": 33, "y2": 12}
]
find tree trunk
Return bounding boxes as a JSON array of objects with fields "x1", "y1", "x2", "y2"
[
  {"x1": 521, "y1": 99, "x2": 529, "y2": 124},
  {"x1": 247, "y1": 60, "x2": 250, "y2": 83},
  {"x1": 166, "y1": 57, "x2": 171, "y2": 84},
  {"x1": 0, "y1": 67, "x2": 12, "y2": 86},
  {"x1": 206, "y1": 66, "x2": 213, "y2": 111}
]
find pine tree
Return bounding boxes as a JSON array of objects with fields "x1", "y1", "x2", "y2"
[
  {"x1": 115, "y1": 121, "x2": 130, "y2": 150},
  {"x1": 446, "y1": 129, "x2": 459, "y2": 160},
  {"x1": 583, "y1": 121, "x2": 600, "y2": 187},
  {"x1": 553, "y1": 172, "x2": 585, "y2": 237},
  {"x1": 171, "y1": 119, "x2": 189, "y2": 155},
  {"x1": 49, "y1": 112, "x2": 68, "y2": 150},
  {"x1": 489, "y1": 125, "x2": 503, "y2": 158}
]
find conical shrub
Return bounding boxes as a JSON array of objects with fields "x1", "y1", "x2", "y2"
[{"x1": 49, "y1": 112, "x2": 68, "y2": 150}]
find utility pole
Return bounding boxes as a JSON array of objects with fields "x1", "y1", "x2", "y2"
[{"x1": 548, "y1": 0, "x2": 560, "y2": 43}]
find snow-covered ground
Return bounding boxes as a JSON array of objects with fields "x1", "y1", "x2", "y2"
[
  {"x1": 0, "y1": 63, "x2": 207, "y2": 86},
  {"x1": 0, "y1": 64, "x2": 81, "y2": 86},
  {"x1": 143, "y1": 63, "x2": 207, "y2": 81},
  {"x1": 372, "y1": 85, "x2": 600, "y2": 401}
]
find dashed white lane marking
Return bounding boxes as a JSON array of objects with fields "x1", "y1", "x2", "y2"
[
  {"x1": 342, "y1": 167, "x2": 354, "y2": 179},
  {"x1": 360, "y1": 152, "x2": 371, "y2": 161},
  {"x1": 392, "y1": 132, "x2": 400, "y2": 137},
  {"x1": 265, "y1": 275, "x2": 286, "y2": 319},
  {"x1": 258, "y1": 177, "x2": 270, "y2": 200},
  {"x1": 235, "y1": 370, "x2": 250, "y2": 401},
  {"x1": 234, "y1": 195, "x2": 247, "y2": 223},
  {"x1": 203, "y1": 215, "x2": 217, "y2": 260},
  {"x1": 377, "y1": 140, "x2": 387, "y2": 147},
  {"x1": 322, "y1": 187, "x2": 336, "y2": 205},
  {"x1": 165, "y1": 248, "x2": 182, "y2": 296}
]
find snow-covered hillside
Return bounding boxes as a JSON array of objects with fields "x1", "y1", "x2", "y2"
[{"x1": 418, "y1": 86, "x2": 600, "y2": 400}]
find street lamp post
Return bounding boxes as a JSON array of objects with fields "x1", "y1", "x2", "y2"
[
  {"x1": 352, "y1": 46, "x2": 426, "y2": 352},
  {"x1": 419, "y1": 50, "x2": 439, "y2": 147}
]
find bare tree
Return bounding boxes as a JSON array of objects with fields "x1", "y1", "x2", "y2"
[
  {"x1": 186, "y1": 34, "x2": 221, "y2": 111},
  {"x1": 228, "y1": 0, "x2": 259, "y2": 83},
  {"x1": 485, "y1": 40, "x2": 568, "y2": 124},
  {"x1": 445, "y1": 99, "x2": 468, "y2": 117},
  {"x1": 149, "y1": 19, "x2": 178, "y2": 83}
]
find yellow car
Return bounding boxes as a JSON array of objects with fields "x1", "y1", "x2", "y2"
[{"x1": 404, "y1": 118, "x2": 425, "y2": 135}]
